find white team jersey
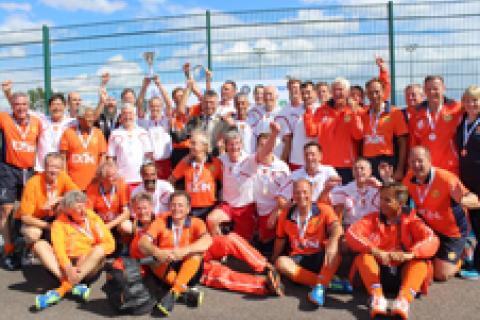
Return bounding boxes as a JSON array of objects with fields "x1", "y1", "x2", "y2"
[
  {"x1": 216, "y1": 100, "x2": 236, "y2": 118},
  {"x1": 145, "y1": 125, "x2": 172, "y2": 161},
  {"x1": 137, "y1": 117, "x2": 169, "y2": 132},
  {"x1": 287, "y1": 103, "x2": 320, "y2": 166},
  {"x1": 329, "y1": 181, "x2": 380, "y2": 226},
  {"x1": 219, "y1": 152, "x2": 255, "y2": 207},
  {"x1": 240, "y1": 155, "x2": 290, "y2": 216},
  {"x1": 277, "y1": 165, "x2": 338, "y2": 202},
  {"x1": 108, "y1": 126, "x2": 153, "y2": 183},
  {"x1": 131, "y1": 179, "x2": 174, "y2": 216},
  {"x1": 249, "y1": 106, "x2": 284, "y2": 158},
  {"x1": 35, "y1": 115, "x2": 75, "y2": 172},
  {"x1": 235, "y1": 120, "x2": 256, "y2": 154},
  {"x1": 274, "y1": 103, "x2": 304, "y2": 138}
]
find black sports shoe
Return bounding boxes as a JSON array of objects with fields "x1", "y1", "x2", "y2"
[
  {"x1": 157, "y1": 291, "x2": 177, "y2": 316},
  {"x1": 183, "y1": 287, "x2": 204, "y2": 307},
  {"x1": 3, "y1": 255, "x2": 20, "y2": 271},
  {"x1": 265, "y1": 266, "x2": 284, "y2": 296}
]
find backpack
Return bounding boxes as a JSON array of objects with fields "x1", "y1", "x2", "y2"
[{"x1": 103, "y1": 256, "x2": 156, "y2": 315}]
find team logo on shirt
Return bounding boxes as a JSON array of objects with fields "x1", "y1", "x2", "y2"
[
  {"x1": 448, "y1": 251, "x2": 457, "y2": 261},
  {"x1": 443, "y1": 114, "x2": 452, "y2": 122},
  {"x1": 383, "y1": 116, "x2": 391, "y2": 123},
  {"x1": 208, "y1": 164, "x2": 217, "y2": 174},
  {"x1": 344, "y1": 115, "x2": 351, "y2": 123},
  {"x1": 417, "y1": 120, "x2": 424, "y2": 129},
  {"x1": 12, "y1": 140, "x2": 35, "y2": 152},
  {"x1": 91, "y1": 137, "x2": 97, "y2": 145},
  {"x1": 72, "y1": 152, "x2": 95, "y2": 164},
  {"x1": 432, "y1": 189, "x2": 440, "y2": 198}
]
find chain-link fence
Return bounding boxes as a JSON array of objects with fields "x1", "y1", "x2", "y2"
[{"x1": 0, "y1": 0, "x2": 479, "y2": 111}]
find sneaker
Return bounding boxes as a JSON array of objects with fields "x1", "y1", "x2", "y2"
[
  {"x1": 183, "y1": 287, "x2": 204, "y2": 307},
  {"x1": 307, "y1": 284, "x2": 325, "y2": 306},
  {"x1": 370, "y1": 294, "x2": 388, "y2": 318},
  {"x1": 71, "y1": 284, "x2": 91, "y2": 302},
  {"x1": 3, "y1": 255, "x2": 20, "y2": 271},
  {"x1": 265, "y1": 266, "x2": 284, "y2": 296},
  {"x1": 328, "y1": 277, "x2": 353, "y2": 293},
  {"x1": 157, "y1": 291, "x2": 177, "y2": 316},
  {"x1": 460, "y1": 269, "x2": 480, "y2": 280},
  {"x1": 391, "y1": 297, "x2": 410, "y2": 320},
  {"x1": 35, "y1": 290, "x2": 61, "y2": 310}
]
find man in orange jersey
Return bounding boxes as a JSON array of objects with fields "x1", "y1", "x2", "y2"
[
  {"x1": 409, "y1": 75, "x2": 463, "y2": 175},
  {"x1": 18, "y1": 152, "x2": 78, "y2": 273},
  {"x1": 360, "y1": 78, "x2": 409, "y2": 180},
  {"x1": 272, "y1": 179, "x2": 342, "y2": 307},
  {"x1": 60, "y1": 105, "x2": 107, "y2": 190},
  {"x1": 346, "y1": 182, "x2": 439, "y2": 319},
  {"x1": 0, "y1": 92, "x2": 42, "y2": 269},
  {"x1": 403, "y1": 146, "x2": 480, "y2": 281},
  {"x1": 35, "y1": 190, "x2": 115, "y2": 310},
  {"x1": 304, "y1": 77, "x2": 364, "y2": 184},
  {"x1": 138, "y1": 191, "x2": 212, "y2": 316},
  {"x1": 403, "y1": 84, "x2": 425, "y2": 122}
]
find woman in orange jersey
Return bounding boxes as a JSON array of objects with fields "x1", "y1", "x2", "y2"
[
  {"x1": 169, "y1": 129, "x2": 221, "y2": 220},
  {"x1": 346, "y1": 182, "x2": 439, "y2": 320},
  {"x1": 86, "y1": 162, "x2": 132, "y2": 241},
  {"x1": 35, "y1": 190, "x2": 114, "y2": 310}
]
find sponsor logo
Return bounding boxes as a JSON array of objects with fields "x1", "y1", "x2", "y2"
[{"x1": 71, "y1": 152, "x2": 95, "y2": 164}]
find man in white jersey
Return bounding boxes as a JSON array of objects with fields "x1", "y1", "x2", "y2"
[
  {"x1": 230, "y1": 93, "x2": 255, "y2": 154},
  {"x1": 277, "y1": 141, "x2": 340, "y2": 207},
  {"x1": 35, "y1": 94, "x2": 75, "y2": 172},
  {"x1": 206, "y1": 126, "x2": 278, "y2": 241},
  {"x1": 249, "y1": 86, "x2": 284, "y2": 158},
  {"x1": 329, "y1": 157, "x2": 381, "y2": 228},
  {"x1": 217, "y1": 80, "x2": 237, "y2": 117},
  {"x1": 107, "y1": 104, "x2": 153, "y2": 193},
  {"x1": 130, "y1": 162, "x2": 174, "y2": 216},
  {"x1": 275, "y1": 79, "x2": 304, "y2": 164}
]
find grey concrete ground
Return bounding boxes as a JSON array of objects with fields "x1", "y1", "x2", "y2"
[{"x1": 1, "y1": 263, "x2": 480, "y2": 320}]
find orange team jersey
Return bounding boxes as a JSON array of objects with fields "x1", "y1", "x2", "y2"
[
  {"x1": 360, "y1": 103, "x2": 408, "y2": 157},
  {"x1": 172, "y1": 157, "x2": 222, "y2": 208},
  {"x1": 304, "y1": 102, "x2": 363, "y2": 168},
  {"x1": 0, "y1": 112, "x2": 42, "y2": 168},
  {"x1": 17, "y1": 171, "x2": 78, "y2": 219},
  {"x1": 276, "y1": 203, "x2": 339, "y2": 256},
  {"x1": 146, "y1": 213, "x2": 208, "y2": 249},
  {"x1": 346, "y1": 210, "x2": 439, "y2": 266},
  {"x1": 60, "y1": 127, "x2": 107, "y2": 190},
  {"x1": 189, "y1": 103, "x2": 202, "y2": 117},
  {"x1": 51, "y1": 209, "x2": 115, "y2": 269},
  {"x1": 409, "y1": 99, "x2": 462, "y2": 175},
  {"x1": 172, "y1": 113, "x2": 190, "y2": 149},
  {"x1": 130, "y1": 228, "x2": 147, "y2": 259},
  {"x1": 86, "y1": 178, "x2": 128, "y2": 223},
  {"x1": 403, "y1": 167, "x2": 470, "y2": 238}
]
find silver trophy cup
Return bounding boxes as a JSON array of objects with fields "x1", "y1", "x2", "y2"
[{"x1": 143, "y1": 51, "x2": 155, "y2": 79}]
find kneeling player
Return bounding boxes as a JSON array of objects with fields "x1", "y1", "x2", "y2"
[
  {"x1": 346, "y1": 182, "x2": 439, "y2": 319},
  {"x1": 138, "y1": 191, "x2": 212, "y2": 316},
  {"x1": 35, "y1": 190, "x2": 115, "y2": 310},
  {"x1": 272, "y1": 179, "x2": 342, "y2": 307}
]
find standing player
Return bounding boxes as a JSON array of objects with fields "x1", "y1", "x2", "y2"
[
  {"x1": 60, "y1": 105, "x2": 107, "y2": 191},
  {"x1": 403, "y1": 84, "x2": 425, "y2": 122},
  {"x1": 403, "y1": 146, "x2": 480, "y2": 281},
  {"x1": 346, "y1": 182, "x2": 439, "y2": 319},
  {"x1": 107, "y1": 104, "x2": 153, "y2": 193},
  {"x1": 409, "y1": 75, "x2": 462, "y2": 175},
  {"x1": 273, "y1": 179, "x2": 342, "y2": 307},
  {"x1": 0, "y1": 92, "x2": 42, "y2": 268},
  {"x1": 232, "y1": 93, "x2": 256, "y2": 154}
]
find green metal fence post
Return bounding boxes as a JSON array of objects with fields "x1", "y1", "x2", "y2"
[
  {"x1": 42, "y1": 25, "x2": 52, "y2": 112},
  {"x1": 206, "y1": 10, "x2": 212, "y2": 71},
  {"x1": 387, "y1": 1, "x2": 396, "y2": 105}
]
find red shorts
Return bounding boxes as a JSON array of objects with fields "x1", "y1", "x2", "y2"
[
  {"x1": 155, "y1": 159, "x2": 172, "y2": 180},
  {"x1": 256, "y1": 214, "x2": 276, "y2": 242},
  {"x1": 217, "y1": 202, "x2": 256, "y2": 241},
  {"x1": 288, "y1": 163, "x2": 302, "y2": 172}
]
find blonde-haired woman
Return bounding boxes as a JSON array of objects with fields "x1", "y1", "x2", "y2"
[{"x1": 456, "y1": 85, "x2": 480, "y2": 279}]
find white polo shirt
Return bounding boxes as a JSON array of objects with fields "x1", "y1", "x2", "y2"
[
  {"x1": 108, "y1": 126, "x2": 153, "y2": 183},
  {"x1": 218, "y1": 152, "x2": 255, "y2": 207},
  {"x1": 235, "y1": 120, "x2": 256, "y2": 154},
  {"x1": 131, "y1": 179, "x2": 174, "y2": 216},
  {"x1": 329, "y1": 181, "x2": 380, "y2": 226}
]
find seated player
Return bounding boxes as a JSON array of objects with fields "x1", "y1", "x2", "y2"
[
  {"x1": 35, "y1": 190, "x2": 115, "y2": 310},
  {"x1": 346, "y1": 182, "x2": 439, "y2": 319},
  {"x1": 130, "y1": 191, "x2": 283, "y2": 297},
  {"x1": 170, "y1": 129, "x2": 222, "y2": 220},
  {"x1": 131, "y1": 162, "x2": 174, "y2": 216},
  {"x1": 18, "y1": 152, "x2": 78, "y2": 272},
  {"x1": 138, "y1": 191, "x2": 212, "y2": 316},
  {"x1": 272, "y1": 179, "x2": 342, "y2": 307}
]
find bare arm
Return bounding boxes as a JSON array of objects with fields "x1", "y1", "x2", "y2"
[
  {"x1": 281, "y1": 135, "x2": 292, "y2": 163},
  {"x1": 271, "y1": 237, "x2": 286, "y2": 263},
  {"x1": 256, "y1": 122, "x2": 280, "y2": 163},
  {"x1": 153, "y1": 75, "x2": 173, "y2": 117},
  {"x1": 136, "y1": 77, "x2": 150, "y2": 119}
]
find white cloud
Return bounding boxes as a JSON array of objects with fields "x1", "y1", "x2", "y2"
[
  {"x1": 0, "y1": 2, "x2": 31, "y2": 12},
  {"x1": 40, "y1": 0, "x2": 127, "y2": 14},
  {"x1": 0, "y1": 14, "x2": 51, "y2": 45},
  {"x1": 0, "y1": 47, "x2": 27, "y2": 58}
]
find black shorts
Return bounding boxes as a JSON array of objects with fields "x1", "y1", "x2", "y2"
[
  {"x1": 291, "y1": 252, "x2": 325, "y2": 273},
  {"x1": 435, "y1": 234, "x2": 466, "y2": 264},
  {"x1": 0, "y1": 162, "x2": 33, "y2": 205}
]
